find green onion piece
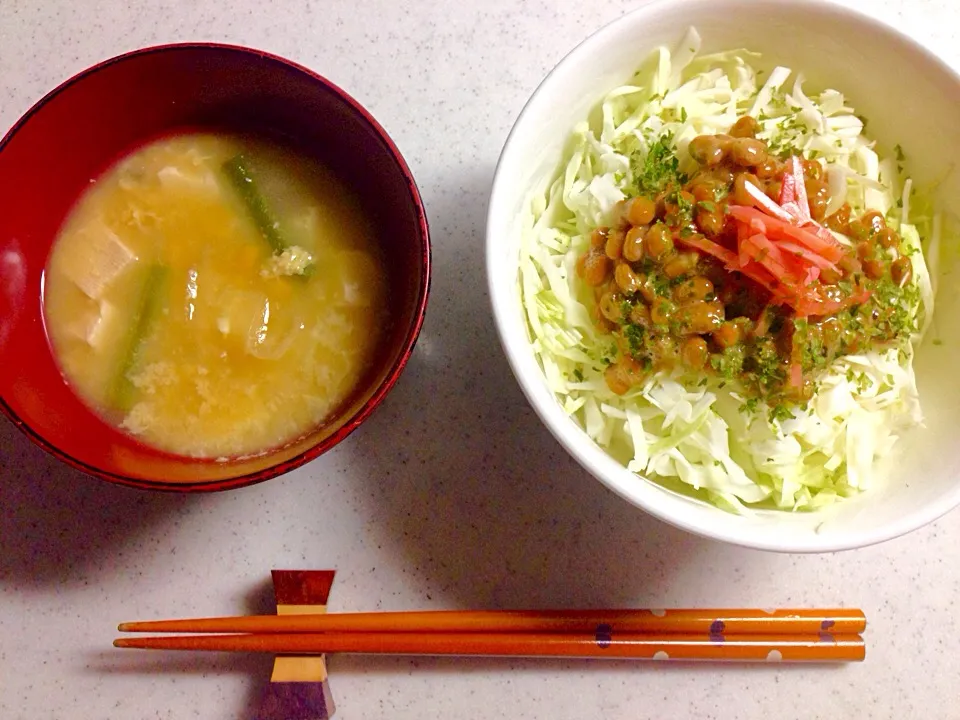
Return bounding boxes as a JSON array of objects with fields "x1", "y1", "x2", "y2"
[
  {"x1": 221, "y1": 154, "x2": 286, "y2": 253},
  {"x1": 110, "y1": 264, "x2": 168, "y2": 411}
]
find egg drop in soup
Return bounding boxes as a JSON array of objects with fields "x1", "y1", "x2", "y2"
[{"x1": 43, "y1": 134, "x2": 388, "y2": 458}]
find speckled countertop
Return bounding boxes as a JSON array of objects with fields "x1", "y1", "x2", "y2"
[{"x1": 1, "y1": 1, "x2": 959, "y2": 718}]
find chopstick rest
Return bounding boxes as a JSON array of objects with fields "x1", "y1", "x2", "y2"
[{"x1": 253, "y1": 570, "x2": 337, "y2": 720}]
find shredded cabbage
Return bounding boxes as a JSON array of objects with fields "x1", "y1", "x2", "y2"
[{"x1": 518, "y1": 29, "x2": 943, "y2": 512}]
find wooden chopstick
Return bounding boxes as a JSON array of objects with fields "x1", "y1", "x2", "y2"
[
  {"x1": 115, "y1": 609, "x2": 866, "y2": 663},
  {"x1": 114, "y1": 629, "x2": 865, "y2": 662},
  {"x1": 117, "y1": 608, "x2": 866, "y2": 636}
]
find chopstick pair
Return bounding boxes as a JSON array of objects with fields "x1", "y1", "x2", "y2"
[{"x1": 114, "y1": 608, "x2": 866, "y2": 663}]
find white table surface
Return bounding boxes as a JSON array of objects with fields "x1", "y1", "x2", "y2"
[{"x1": 2, "y1": 1, "x2": 959, "y2": 718}]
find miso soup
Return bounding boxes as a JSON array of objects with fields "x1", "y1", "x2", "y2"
[{"x1": 44, "y1": 134, "x2": 388, "y2": 458}]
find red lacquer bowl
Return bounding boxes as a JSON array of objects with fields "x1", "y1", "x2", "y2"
[{"x1": 0, "y1": 44, "x2": 431, "y2": 491}]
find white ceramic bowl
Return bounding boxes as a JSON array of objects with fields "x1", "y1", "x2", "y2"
[{"x1": 487, "y1": 0, "x2": 960, "y2": 552}]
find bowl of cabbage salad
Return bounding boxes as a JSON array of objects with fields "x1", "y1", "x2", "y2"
[{"x1": 487, "y1": 0, "x2": 960, "y2": 551}]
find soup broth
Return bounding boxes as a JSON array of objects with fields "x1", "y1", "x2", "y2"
[{"x1": 44, "y1": 133, "x2": 388, "y2": 458}]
